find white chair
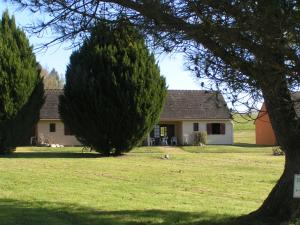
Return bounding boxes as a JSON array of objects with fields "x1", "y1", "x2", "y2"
[
  {"x1": 150, "y1": 138, "x2": 156, "y2": 146},
  {"x1": 38, "y1": 133, "x2": 45, "y2": 145},
  {"x1": 30, "y1": 136, "x2": 37, "y2": 145},
  {"x1": 161, "y1": 137, "x2": 168, "y2": 145},
  {"x1": 183, "y1": 134, "x2": 189, "y2": 145},
  {"x1": 171, "y1": 136, "x2": 177, "y2": 145}
]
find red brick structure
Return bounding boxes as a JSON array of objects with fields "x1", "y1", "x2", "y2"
[
  {"x1": 255, "y1": 104, "x2": 277, "y2": 146},
  {"x1": 255, "y1": 92, "x2": 300, "y2": 145}
]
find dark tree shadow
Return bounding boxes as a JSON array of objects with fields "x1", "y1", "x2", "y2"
[
  {"x1": 233, "y1": 143, "x2": 271, "y2": 148},
  {"x1": 0, "y1": 152, "x2": 101, "y2": 158},
  {"x1": 0, "y1": 199, "x2": 276, "y2": 225}
]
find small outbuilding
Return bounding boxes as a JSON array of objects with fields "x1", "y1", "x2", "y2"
[
  {"x1": 255, "y1": 92, "x2": 300, "y2": 145},
  {"x1": 255, "y1": 104, "x2": 277, "y2": 146}
]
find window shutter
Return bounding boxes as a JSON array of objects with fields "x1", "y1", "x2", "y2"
[
  {"x1": 207, "y1": 123, "x2": 212, "y2": 134},
  {"x1": 220, "y1": 123, "x2": 226, "y2": 134}
]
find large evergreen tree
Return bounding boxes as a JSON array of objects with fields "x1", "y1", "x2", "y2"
[
  {"x1": 0, "y1": 11, "x2": 44, "y2": 153},
  {"x1": 59, "y1": 19, "x2": 166, "y2": 156}
]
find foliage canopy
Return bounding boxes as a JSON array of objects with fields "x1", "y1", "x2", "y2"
[
  {"x1": 40, "y1": 67, "x2": 64, "y2": 89},
  {"x1": 0, "y1": 10, "x2": 44, "y2": 153},
  {"x1": 59, "y1": 19, "x2": 166, "y2": 155}
]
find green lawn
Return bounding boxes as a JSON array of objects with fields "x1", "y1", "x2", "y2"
[
  {"x1": 0, "y1": 115, "x2": 290, "y2": 225},
  {"x1": 0, "y1": 145, "x2": 284, "y2": 225},
  {"x1": 181, "y1": 145, "x2": 273, "y2": 153},
  {"x1": 233, "y1": 113, "x2": 256, "y2": 145}
]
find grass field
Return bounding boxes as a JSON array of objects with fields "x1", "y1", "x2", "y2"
[
  {"x1": 0, "y1": 146, "x2": 283, "y2": 225},
  {"x1": 0, "y1": 116, "x2": 288, "y2": 225},
  {"x1": 233, "y1": 113, "x2": 256, "y2": 145}
]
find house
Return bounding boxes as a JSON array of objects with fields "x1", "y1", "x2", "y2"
[
  {"x1": 34, "y1": 89, "x2": 233, "y2": 146},
  {"x1": 148, "y1": 90, "x2": 233, "y2": 145},
  {"x1": 255, "y1": 92, "x2": 300, "y2": 145},
  {"x1": 37, "y1": 89, "x2": 81, "y2": 146}
]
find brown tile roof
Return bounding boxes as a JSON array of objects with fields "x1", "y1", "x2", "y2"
[
  {"x1": 160, "y1": 90, "x2": 231, "y2": 120},
  {"x1": 39, "y1": 89, "x2": 63, "y2": 119},
  {"x1": 40, "y1": 89, "x2": 231, "y2": 120}
]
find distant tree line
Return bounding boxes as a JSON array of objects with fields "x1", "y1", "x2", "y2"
[{"x1": 40, "y1": 67, "x2": 64, "y2": 89}]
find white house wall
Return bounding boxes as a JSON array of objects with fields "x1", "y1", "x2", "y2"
[
  {"x1": 181, "y1": 120, "x2": 233, "y2": 145},
  {"x1": 37, "y1": 120, "x2": 81, "y2": 146}
]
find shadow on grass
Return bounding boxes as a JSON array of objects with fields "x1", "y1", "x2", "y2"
[
  {"x1": 233, "y1": 143, "x2": 271, "y2": 148},
  {"x1": 0, "y1": 199, "x2": 275, "y2": 225},
  {"x1": 0, "y1": 152, "x2": 101, "y2": 158}
]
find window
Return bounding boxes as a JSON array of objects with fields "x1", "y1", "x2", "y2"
[
  {"x1": 49, "y1": 123, "x2": 56, "y2": 132},
  {"x1": 64, "y1": 125, "x2": 74, "y2": 136},
  {"x1": 193, "y1": 123, "x2": 199, "y2": 131},
  {"x1": 160, "y1": 126, "x2": 168, "y2": 137},
  {"x1": 212, "y1": 123, "x2": 221, "y2": 134},
  {"x1": 207, "y1": 123, "x2": 225, "y2": 135},
  {"x1": 154, "y1": 125, "x2": 160, "y2": 138}
]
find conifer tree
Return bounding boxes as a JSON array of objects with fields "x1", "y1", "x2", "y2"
[
  {"x1": 0, "y1": 11, "x2": 44, "y2": 153},
  {"x1": 59, "y1": 19, "x2": 166, "y2": 156}
]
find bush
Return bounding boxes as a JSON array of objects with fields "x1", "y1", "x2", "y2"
[
  {"x1": 59, "y1": 18, "x2": 167, "y2": 156},
  {"x1": 194, "y1": 131, "x2": 207, "y2": 145}
]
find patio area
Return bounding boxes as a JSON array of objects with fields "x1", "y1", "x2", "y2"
[{"x1": 149, "y1": 122, "x2": 181, "y2": 146}]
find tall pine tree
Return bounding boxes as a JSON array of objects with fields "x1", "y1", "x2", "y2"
[
  {"x1": 59, "y1": 19, "x2": 166, "y2": 156},
  {"x1": 0, "y1": 11, "x2": 44, "y2": 153}
]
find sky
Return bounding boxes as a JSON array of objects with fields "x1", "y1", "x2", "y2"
[{"x1": 0, "y1": 1, "x2": 200, "y2": 90}]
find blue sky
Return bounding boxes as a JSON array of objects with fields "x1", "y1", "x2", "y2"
[{"x1": 0, "y1": 1, "x2": 200, "y2": 90}]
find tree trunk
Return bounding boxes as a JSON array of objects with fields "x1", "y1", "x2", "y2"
[
  {"x1": 249, "y1": 76, "x2": 300, "y2": 222},
  {"x1": 250, "y1": 154, "x2": 300, "y2": 221}
]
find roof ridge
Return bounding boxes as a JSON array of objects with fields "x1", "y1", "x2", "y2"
[
  {"x1": 40, "y1": 88, "x2": 231, "y2": 120},
  {"x1": 167, "y1": 89, "x2": 217, "y2": 92}
]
